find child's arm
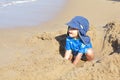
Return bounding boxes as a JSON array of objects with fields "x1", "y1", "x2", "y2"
[{"x1": 64, "y1": 50, "x2": 72, "y2": 60}]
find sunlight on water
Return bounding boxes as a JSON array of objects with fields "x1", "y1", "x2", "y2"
[{"x1": 0, "y1": 0, "x2": 37, "y2": 7}]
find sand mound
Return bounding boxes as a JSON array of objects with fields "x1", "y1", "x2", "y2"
[
  {"x1": 59, "y1": 22, "x2": 120, "y2": 80},
  {"x1": 0, "y1": 22, "x2": 120, "y2": 80}
]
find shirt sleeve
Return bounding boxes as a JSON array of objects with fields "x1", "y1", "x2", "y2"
[
  {"x1": 86, "y1": 42, "x2": 92, "y2": 48},
  {"x1": 65, "y1": 38, "x2": 71, "y2": 50},
  {"x1": 78, "y1": 42, "x2": 92, "y2": 53}
]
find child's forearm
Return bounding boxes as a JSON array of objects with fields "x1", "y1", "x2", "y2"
[{"x1": 64, "y1": 50, "x2": 71, "y2": 60}]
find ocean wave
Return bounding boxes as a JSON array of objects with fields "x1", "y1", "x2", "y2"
[{"x1": 0, "y1": 0, "x2": 37, "y2": 7}]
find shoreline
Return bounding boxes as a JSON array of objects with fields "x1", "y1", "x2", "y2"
[
  {"x1": 23, "y1": 0, "x2": 120, "y2": 31},
  {"x1": 1, "y1": 0, "x2": 120, "y2": 32}
]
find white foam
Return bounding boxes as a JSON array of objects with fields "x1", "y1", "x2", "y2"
[{"x1": 0, "y1": 0, "x2": 37, "y2": 7}]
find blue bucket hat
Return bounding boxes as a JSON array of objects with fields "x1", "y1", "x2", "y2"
[{"x1": 66, "y1": 16, "x2": 90, "y2": 44}]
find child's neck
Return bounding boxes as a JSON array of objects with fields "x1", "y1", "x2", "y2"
[{"x1": 73, "y1": 37, "x2": 79, "y2": 40}]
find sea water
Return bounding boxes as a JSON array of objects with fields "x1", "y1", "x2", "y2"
[{"x1": 0, "y1": 0, "x2": 66, "y2": 28}]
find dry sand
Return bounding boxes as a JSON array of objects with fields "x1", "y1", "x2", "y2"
[{"x1": 0, "y1": 0, "x2": 120, "y2": 80}]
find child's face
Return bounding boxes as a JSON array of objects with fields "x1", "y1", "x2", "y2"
[{"x1": 68, "y1": 27, "x2": 79, "y2": 38}]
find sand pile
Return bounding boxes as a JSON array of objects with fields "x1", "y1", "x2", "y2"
[
  {"x1": 59, "y1": 22, "x2": 120, "y2": 80},
  {"x1": 0, "y1": 22, "x2": 120, "y2": 80}
]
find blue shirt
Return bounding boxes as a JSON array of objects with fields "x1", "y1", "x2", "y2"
[{"x1": 65, "y1": 36, "x2": 92, "y2": 55}]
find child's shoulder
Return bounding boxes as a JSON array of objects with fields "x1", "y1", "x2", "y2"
[
  {"x1": 66, "y1": 36, "x2": 74, "y2": 42},
  {"x1": 66, "y1": 36, "x2": 72, "y2": 39},
  {"x1": 66, "y1": 36, "x2": 75, "y2": 40}
]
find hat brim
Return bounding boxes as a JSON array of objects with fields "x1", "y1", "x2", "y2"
[{"x1": 66, "y1": 23, "x2": 79, "y2": 29}]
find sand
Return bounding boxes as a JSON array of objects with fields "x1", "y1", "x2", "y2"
[{"x1": 0, "y1": 0, "x2": 120, "y2": 80}]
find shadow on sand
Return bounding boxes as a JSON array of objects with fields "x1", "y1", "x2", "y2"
[
  {"x1": 103, "y1": 23, "x2": 120, "y2": 55},
  {"x1": 55, "y1": 34, "x2": 67, "y2": 57},
  {"x1": 109, "y1": 37, "x2": 120, "y2": 55},
  {"x1": 109, "y1": 0, "x2": 120, "y2": 2}
]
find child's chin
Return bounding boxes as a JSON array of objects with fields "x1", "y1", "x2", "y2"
[
  {"x1": 69, "y1": 34, "x2": 72, "y2": 37},
  {"x1": 69, "y1": 35, "x2": 74, "y2": 38}
]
